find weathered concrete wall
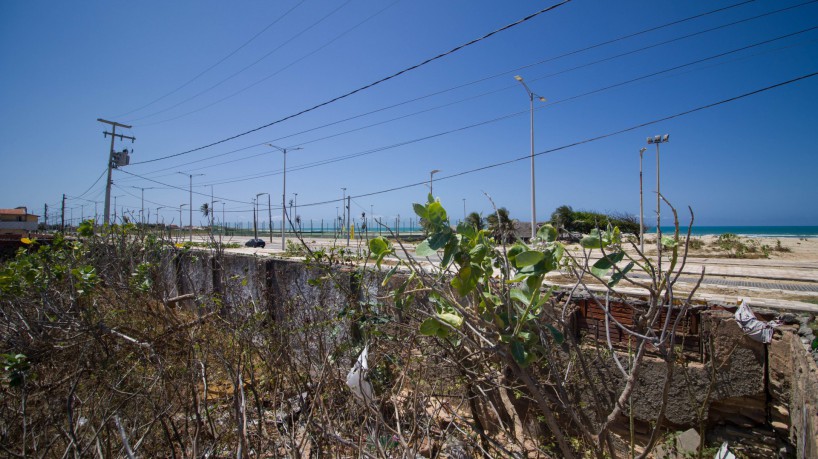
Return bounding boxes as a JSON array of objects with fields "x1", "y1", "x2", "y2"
[
  {"x1": 165, "y1": 250, "x2": 817, "y2": 455},
  {"x1": 770, "y1": 324, "x2": 818, "y2": 457}
]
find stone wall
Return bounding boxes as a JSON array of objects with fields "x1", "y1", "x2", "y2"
[
  {"x1": 770, "y1": 323, "x2": 818, "y2": 457},
  {"x1": 165, "y1": 250, "x2": 817, "y2": 456}
]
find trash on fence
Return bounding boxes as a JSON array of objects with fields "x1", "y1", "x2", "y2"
[
  {"x1": 734, "y1": 299, "x2": 781, "y2": 344},
  {"x1": 346, "y1": 345, "x2": 375, "y2": 404}
]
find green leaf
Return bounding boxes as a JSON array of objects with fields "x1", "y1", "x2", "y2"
[
  {"x1": 580, "y1": 236, "x2": 603, "y2": 249},
  {"x1": 415, "y1": 239, "x2": 436, "y2": 257},
  {"x1": 511, "y1": 340, "x2": 528, "y2": 365},
  {"x1": 546, "y1": 324, "x2": 565, "y2": 344},
  {"x1": 368, "y1": 236, "x2": 389, "y2": 256},
  {"x1": 515, "y1": 250, "x2": 545, "y2": 268},
  {"x1": 468, "y1": 243, "x2": 488, "y2": 263},
  {"x1": 419, "y1": 318, "x2": 442, "y2": 336},
  {"x1": 591, "y1": 251, "x2": 625, "y2": 277},
  {"x1": 437, "y1": 312, "x2": 463, "y2": 329},
  {"x1": 451, "y1": 265, "x2": 477, "y2": 296},
  {"x1": 426, "y1": 201, "x2": 447, "y2": 225},
  {"x1": 381, "y1": 265, "x2": 399, "y2": 286},
  {"x1": 608, "y1": 262, "x2": 634, "y2": 287},
  {"x1": 412, "y1": 203, "x2": 428, "y2": 220},
  {"x1": 428, "y1": 228, "x2": 452, "y2": 250},
  {"x1": 510, "y1": 288, "x2": 531, "y2": 306},
  {"x1": 506, "y1": 244, "x2": 525, "y2": 266},
  {"x1": 456, "y1": 221, "x2": 477, "y2": 240},
  {"x1": 661, "y1": 236, "x2": 678, "y2": 248},
  {"x1": 441, "y1": 236, "x2": 458, "y2": 268},
  {"x1": 536, "y1": 224, "x2": 558, "y2": 242}
]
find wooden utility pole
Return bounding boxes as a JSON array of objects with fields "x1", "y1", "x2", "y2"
[
  {"x1": 43, "y1": 203, "x2": 48, "y2": 230},
  {"x1": 98, "y1": 118, "x2": 135, "y2": 225}
]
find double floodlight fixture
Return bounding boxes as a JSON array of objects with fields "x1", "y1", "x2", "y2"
[
  {"x1": 647, "y1": 134, "x2": 670, "y2": 144},
  {"x1": 514, "y1": 75, "x2": 546, "y2": 102}
]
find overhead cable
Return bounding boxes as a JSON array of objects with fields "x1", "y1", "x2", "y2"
[{"x1": 131, "y1": 0, "x2": 571, "y2": 165}]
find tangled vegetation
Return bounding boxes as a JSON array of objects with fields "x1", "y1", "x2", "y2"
[{"x1": 1, "y1": 194, "x2": 708, "y2": 458}]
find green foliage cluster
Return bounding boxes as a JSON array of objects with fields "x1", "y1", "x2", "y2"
[
  {"x1": 550, "y1": 204, "x2": 640, "y2": 235},
  {"x1": 713, "y1": 233, "x2": 771, "y2": 258},
  {"x1": 370, "y1": 195, "x2": 639, "y2": 369}
]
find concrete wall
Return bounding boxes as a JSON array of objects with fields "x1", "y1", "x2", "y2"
[
  {"x1": 165, "y1": 250, "x2": 816, "y2": 454},
  {"x1": 770, "y1": 324, "x2": 818, "y2": 457}
]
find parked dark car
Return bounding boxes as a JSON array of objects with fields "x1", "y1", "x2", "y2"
[{"x1": 245, "y1": 238, "x2": 266, "y2": 248}]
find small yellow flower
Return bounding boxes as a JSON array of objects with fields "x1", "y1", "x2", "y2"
[{"x1": 20, "y1": 237, "x2": 32, "y2": 245}]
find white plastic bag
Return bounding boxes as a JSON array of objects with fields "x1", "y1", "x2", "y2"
[
  {"x1": 346, "y1": 346, "x2": 374, "y2": 404},
  {"x1": 734, "y1": 299, "x2": 779, "y2": 344},
  {"x1": 714, "y1": 441, "x2": 735, "y2": 459}
]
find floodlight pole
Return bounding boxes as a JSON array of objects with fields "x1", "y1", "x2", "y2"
[
  {"x1": 647, "y1": 134, "x2": 669, "y2": 274},
  {"x1": 514, "y1": 76, "x2": 546, "y2": 240},
  {"x1": 430, "y1": 169, "x2": 440, "y2": 196},
  {"x1": 177, "y1": 172, "x2": 204, "y2": 242},
  {"x1": 131, "y1": 186, "x2": 153, "y2": 225},
  {"x1": 268, "y1": 144, "x2": 303, "y2": 250},
  {"x1": 639, "y1": 147, "x2": 647, "y2": 253},
  {"x1": 256, "y1": 192, "x2": 268, "y2": 240}
]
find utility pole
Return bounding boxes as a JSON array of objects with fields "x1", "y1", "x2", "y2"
[
  {"x1": 347, "y1": 195, "x2": 351, "y2": 246},
  {"x1": 61, "y1": 194, "x2": 66, "y2": 232},
  {"x1": 341, "y1": 188, "x2": 346, "y2": 240},
  {"x1": 98, "y1": 119, "x2": 135, "y2": 226},
  {"x1": 131, "y1": 186, "x2": 153, "y2": 225},
  {"x1": 177, "y1": 172, "x2": 203, "y2": 242},
  {"x1": 267, "y1": 195, "x2": 272, "y2": 243},
  {"x1": 43, "y1": 203, "x2": 48, "y2": 230}
]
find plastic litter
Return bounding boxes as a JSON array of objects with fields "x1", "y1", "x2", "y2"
[
  {"x1": 346, "y1": 345, "x2": 375, "y2": 404},
  {"x1": 734, "y1": 299, "x2": 780, "y2": 344},
  {"x1": 714, "y1": 441, "x2": 735, "y2": 459}
]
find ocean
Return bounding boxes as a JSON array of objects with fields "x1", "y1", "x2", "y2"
[{"x1": 657, "y1": 226, "x2": 818, "y2": 238}]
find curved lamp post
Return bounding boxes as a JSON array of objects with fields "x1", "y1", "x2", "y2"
[{"x1": 514, "y1": 75, "x2": 546, "y2": 240}]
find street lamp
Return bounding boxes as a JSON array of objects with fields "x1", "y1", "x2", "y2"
[
  {"x1": 638, "y1": 147, "x2": 647, "y2": 254},
  {"x1": 179, "y1": 203, "x2": 187, "y2": 240},
  {"x1": 268, "y1": 144, "x2": 303, "y2": 250},
  {"x1": 429, "y1": 169, "x2": 440, "y2": 196},
  {"x1": 252, "y1": 198, "x2": 259, "y2": 240},
  {"x1": 156, "y1": 206, "x2": 165, "y2": 226},
  {"x1": 130, "y1": 186, "x2": 154, "y2": 225},
  {"x1": 647, "y1": 134, "x2": 669, "y2": 271},
  {"x1": 256, "y1": 192, "x2": 268, "y2": 240},
  {"x1": 112, "y1": 195, "x2": 124, "y2": 223},
  {"x1": 514, "y1": 75, "x2": 546, "y2": 240},
  {"x1": 341, "y1": 188, "x2": 347, "y2": 239},
  {"x1": 211, "y1": 201, "x2": 220, "y2": 229},
  {"x1": 177, "y1": 172, "x2": 204, "y2": 242},
  {"x1": 294, "y1": 192, "x2": 299, "y2": 229}
]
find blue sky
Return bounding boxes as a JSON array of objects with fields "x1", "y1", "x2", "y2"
[{"x1": 2, "y1": 0, "x2": 817, "y2": 229}]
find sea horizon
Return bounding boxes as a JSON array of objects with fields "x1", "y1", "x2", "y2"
[{"x1": 654, "y1": 225, "x2": 818, "y2": 238}]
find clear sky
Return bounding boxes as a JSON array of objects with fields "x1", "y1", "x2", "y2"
[{"x1": 2, "y1": 0, "x2": 817, "y2": 229}]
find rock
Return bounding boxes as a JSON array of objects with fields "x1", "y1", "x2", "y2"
[
  {"x1": 675, "y1": 428, "x2": 701, "y2": 455},
  {"x1": 771, "y1": 421, "x2": 788, "y2": 433},
  {"x1": 780, "y1": 313, "x2": 798, "y2": 324}
]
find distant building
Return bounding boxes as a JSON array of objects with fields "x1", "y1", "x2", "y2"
[{"x1": 0, "y1": 207, "x2": 39, "y2": 235}]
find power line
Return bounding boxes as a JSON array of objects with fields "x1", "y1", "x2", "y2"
[
  {"x1": 126, "y1": 0, "x2": 810, "y2": 175},
  {"x1": 297, "y1": 70, "x2": 818, "y2": 208},
  {"x1": 111, "y1": 0, "x2": 308, "y2": 119},
  {"x1": 134, "y1": 0, "x2": 401, "y2": 127},
  {"x1": 127, "y1": 0, "x2": 353, "y2": 123},
  {"x1": 145, "y1": 27, "x2": 818, "y2": 190},
  {"x1": 115, "y1": 168, "x2": 272, "y2": 208},
  {"x1": 131, "y1": 0, "x2": 571, "y2": 165}
]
